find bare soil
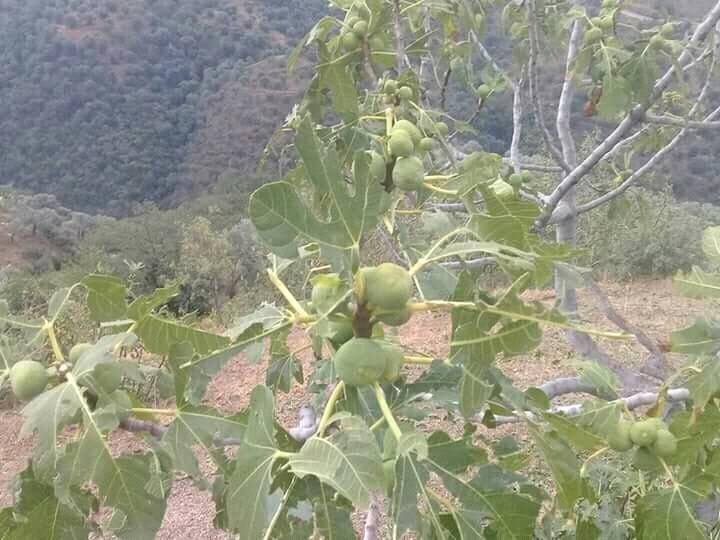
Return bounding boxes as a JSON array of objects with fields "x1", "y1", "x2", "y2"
[{"x1": 0, "y1": 278, "x2": 709, "y2": 538}]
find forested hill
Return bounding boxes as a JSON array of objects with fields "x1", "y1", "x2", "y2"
[{"x1": 0, "y1": 0, "x2": 325, "y2": 214}]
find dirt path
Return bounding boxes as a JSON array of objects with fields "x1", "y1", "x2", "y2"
[{"x1": 0, "y1": 278, "x2": 708, "y2": 538}]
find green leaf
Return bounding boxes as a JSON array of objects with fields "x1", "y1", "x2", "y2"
[
  {"x1": 392, "y1": 453, "x2": 447, "y2": 538},
  {"x1": 288, "y1": 415, "x2": 384, "y2": 509},
  {"x1": 184, "y1": 309, "x2": 290, "y2": 404},
  {"x1": 225, "y1": 386, "x2": 278, "y2": 536},
  {"x1": 686, "y1": 356, "x2": 720, "y2": 409},
  {"x1": 430, "y1": 463, "x2": 541, "y2": 540},
  {"x1": 702, "y1": 226, "x2": 720, "y2": 263},
  {"x1": 162, "y1": 406, "x2": 247, "y2": 482},
  {"x1": 528, "y1": 426, "x2": 595, "y2": 510},
  {"x1": 1, "y1": 464, "x2": 93, "y2": 540},
  {"x1": 266, "y1": 330, "x2": 303, "y2": 394},
  {"x1": 576, "y1": 361, "x2": 620, "y2": 400},
  {"x1": 459, "y1": 361, "x2": 494, "y2": 418},
  {"x1": 635, "y1": 483, "x2": 709, "y2": 540},
  {"x1": 20, "y1": 383, "x2": 83, "y2": 482},
  {"x1": 56, "y1": 387, "x2": 167, "y2": 540},
  {"x1": 319, "y1": 62, "x2": 358, "y2": 117},
  {"x1": 674, "y1": 266, "x2": 720, "y2": 299},
  {"x1": 427, "y1": 430, "x2": 488, "y2": 475},
  {"x1": 135, "y1": 314, "x2": 229, "y2": 356},
  {"x1": 250, "y1": 118, "x2": 383, "y2": 253},
  {"x1": 127, "y1": 283, "x2": 180, "y2": 321},
  {"x1": 81, "y1": 275, "x2": 128, "y2": 322},
  {"x1": 47, "y1": 287, "x2": 75, "y2": 321},
  {"x1": 672, "y1": 319, "x2": 720, "y2": 355},
  {"x1": 597, "y1": 74, "x2": 632, "y2": 120}
]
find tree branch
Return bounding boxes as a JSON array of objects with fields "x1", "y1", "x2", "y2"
[
  {"x1": 362, "y1": 499, "x2": 381, "y2": 540},
  {"x1": 509, "y1": 71, "x2": 526, "y2": 172},
  {"x1": 556, "y1": 18, "x2": 583, "y2": 169},
  {"x1": 583, "y1": 280, "x2": 667, "y2": 379},
  {"x1": 527, "y1": 0, "x2": 572, "y2": 173},
  {"x1": 575, "y1": 42, "x2": 719, "y2": 217},
  {"x1": 643, "y1": 112, "x2": 720, "y2": 129},
  {"x1": 539, "y1": 376, "x2": 599, "y2": 399},
  {"x1": 491, "y1": 387, "x2": 691, "y2": 425},
  {"x1": 391, "y1": 0, "x2": 410, "y2": 72},
  {"x1": 537, "y1": 0, "x2": 720, "y2": 226}
]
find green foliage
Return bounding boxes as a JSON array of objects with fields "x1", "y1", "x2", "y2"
[
  {"x1": 2, "y1": 1, "x2": 720, "y2": 538},
  {"x1": 0, "y1": 0, "x2": 326, "y2": 213}
]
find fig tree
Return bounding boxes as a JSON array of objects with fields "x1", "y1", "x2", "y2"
[
  {"x1": 10, "y1": 360, "x2": 48, "y2": 401},
  {"x1": 384, "y1": 79, "x2": 398, "y2": 94},
  {"x1": 508, "y1": 173, "x2": 524, "y2": 187},
  {"x1": 585, "y1": 28, "x2": 603, "y2": 44},
  {"x1": 649, "y1": 34, "x2": 665, "y2": 49},
  {"x1": 341, "y1": 32, "x2": 360, "y2": 50},
  {"x1": 94, "y1": 362, "x2": 123, "y2": 393},
  {"x1": 376, "y1": 306, "x2": 412, "y2": 328},
  {"x1": 478, "y1": 84, "x2": 492, "y2": 99},
  {"x1": 397, "y1": 86, "x2": 413, "y2": 101},
  {"x1": 392, "y1": 156, "x2": 425, "y2": 191},
  {"x1": 393, "y1": 119, "x2": 422, "y2": 144},
  {"x1": 370, "y1": 151, "x2": 386, "y2": 181},
  {"x1": 418, "y1": 137, "x2": 435, "y2": 152},
  {"x1": 607, "y1": 419, "x2": 633, "y2": 451},
  {"x1": 388, "y1": 130, "x2": 414, "y2": 157},
  {"x1": 69, "y1": 342, "x2": 92, "y2": 363},
  {"x1": 436, "y1": 121, "x2": 449, "y2": 136},
  {"x1": 378, "y1": 340, "x2": 404, "y2": 381},
  {"x1": 360, "y1": 263, "x2": 413, "y2": 311},
  {"x1": 629, "y1": 419, "x2": 658, "y2": 447},
  {"x1": 333, "y1": 338, "x2": 387, "y2": 386},
  {"x1": 352, "y1": 20, "x2": 369, "y2": 37},
  {"x1": 661, "y1": 23, "x2": 674, "y2": 37},
  {"x1": 651, "y1": 429, "x2": 677, "y2": 457}
]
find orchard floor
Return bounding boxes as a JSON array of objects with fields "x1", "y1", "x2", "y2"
[{"x1": 0, "y1": 278, "x2": 710, "y2": 539}]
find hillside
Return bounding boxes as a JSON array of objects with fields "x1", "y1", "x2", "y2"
[{"x1": 0, "y1": 0, "x2": 324, "y2": 214}]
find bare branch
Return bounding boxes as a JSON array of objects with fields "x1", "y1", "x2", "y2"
[
  {"x1": 361, "y1": 39, "x2": 378, "y2": 82},
  {"x1": 539, "y1": 376, "x2": 599, "y2": 399},
  {"x1": 509, "y1": 72, "x2": 526, "y2": 172},
  {"x1": 469, "y1": 30, "x2": 516, "y2": 91},
  {"x1": 362, "y1": 500, "x2": 381, "y2": 540},
  {"x1": 502, "y1": 159, "x2": 563, "y2": 173},
  {"x1": 583, "y1": 280, "x2": 667, "y2": 379},
  {"x1": 440, "y1": 67, "x2": 451, "y2": 110},
  {"x1": 556, "y1": 18, "x2": 583, "y2": 169},
  {"x1": 538, "y1": 0, "x2": 720, "y2": 226},
  {"x1": 441, "y1": 257, "x2": 497, "y2": 270},
  {"x1": 575, "y1": 43, "x2": 719, "y2": 217},
  {"x1": 527, "y1": 0, "x2": 572, "y2": 173},
  {"x1": 643, "y1": 112, "x2": 720, "y2": 129},
  {"x1": 120, "y1": 418, "x2": 167, "y2": 439},
  {"x1": 491, "y1": 387, "x2": 691, "y2": 425},
  {"x1": 391, "y1": 0, "x2": 410, "y2": 72}
]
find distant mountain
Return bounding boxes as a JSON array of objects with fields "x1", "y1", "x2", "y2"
[{"x1": 0, "y1": 0, "x2": 325, "y2": 214}]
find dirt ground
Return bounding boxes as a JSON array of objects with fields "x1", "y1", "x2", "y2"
[{"x1": 0, "y1": 278, "x2": 710, "y2": 538}]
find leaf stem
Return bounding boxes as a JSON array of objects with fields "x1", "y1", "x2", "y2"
[
  {"x1": 44, "y1": 321, "x2": 65, "y2": 363},
  {"x1": 580, "y1": 446, "x2": 609, "y2": 477},
  {"x1": 385, "y1": 106, "x2": 394, "y2": 136},
  {"x1": 403, "y1": 355, "x2": 438, "y2": 365},
  {"x1": 316, "y1": 381, "x2": 345, "y2": 436},
  {"x1": 267, "y1": 270, "x2": 310, "y2": 319},
  {"x1": 423, "y1": 174, "x2": 457, "y2": 183},
  {"x1": 373, "y1": 382, "x2": 402, "y2": 440},
  {"x1": 263, "y1": 477, "x2": 297, "y2": 540},
  {"x1": 131, "y1": 408, "x2": 177, "y2": 416},
  {"x1": 422, "y1": 183, "x2": 458, "y2": 196},
  {"x1": 112, "y1": 322, "x2": 138, "y2": 354}
]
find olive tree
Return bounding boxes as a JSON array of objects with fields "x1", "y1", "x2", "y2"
[{"x1": 2, "y1": 1, "x2": 720, "y2": 538}]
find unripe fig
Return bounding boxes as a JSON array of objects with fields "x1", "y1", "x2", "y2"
[
  {"x1": 10, "y1": 361, "x2": 48, "y2": 401},
  {"x1": 393, "y1": 119, "x2": 422, "y2": 145},
  {"x1": 436, "y1": 121, "x2": 449, "y2": 136},
  {"x1": 418, "y1": 137, "x2": 435, "y2": 152},
  {"x1": 352, "y1": 20, "x2": 369, "y2": 37},
  {"x1": 69, "y1": 343, "x2": 92, "y2": 363},
  {"x1": 392, "y1": 156, "x2": 425, "y2": 191},
  {"x1": 384, "y1": 79, "x2": 398, "y2": 94},
  {"x1": 607, "y1": 419, "x2": 633, "y2": 451},
  {"x1": 630, "y1": 420, "x2": 659, "y2": 447},
  {"x1": 585, "y1": 28, "x2": 603, "y2": 44},
  {"x1": 651, "y1": 429, "x2": 677, "y2": 457},
  {"x1": 342, "y1": 32, "x2": 360, "y2": 50},
  {"x1": 334, "y1": 338, "x2": 387, "y2": 386},
  {"x1": 477, "y1": 84, "x2": 492, "y2": 99},
  {"x1": 388, "y1": 130, "x2": 414, "y2": 157},
  {"x1": 397, "y1": 86, "x2": 413, "y2": 101},
  {"x1": 369, "y1": 151, "x2": 386, "y2": 181}
]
